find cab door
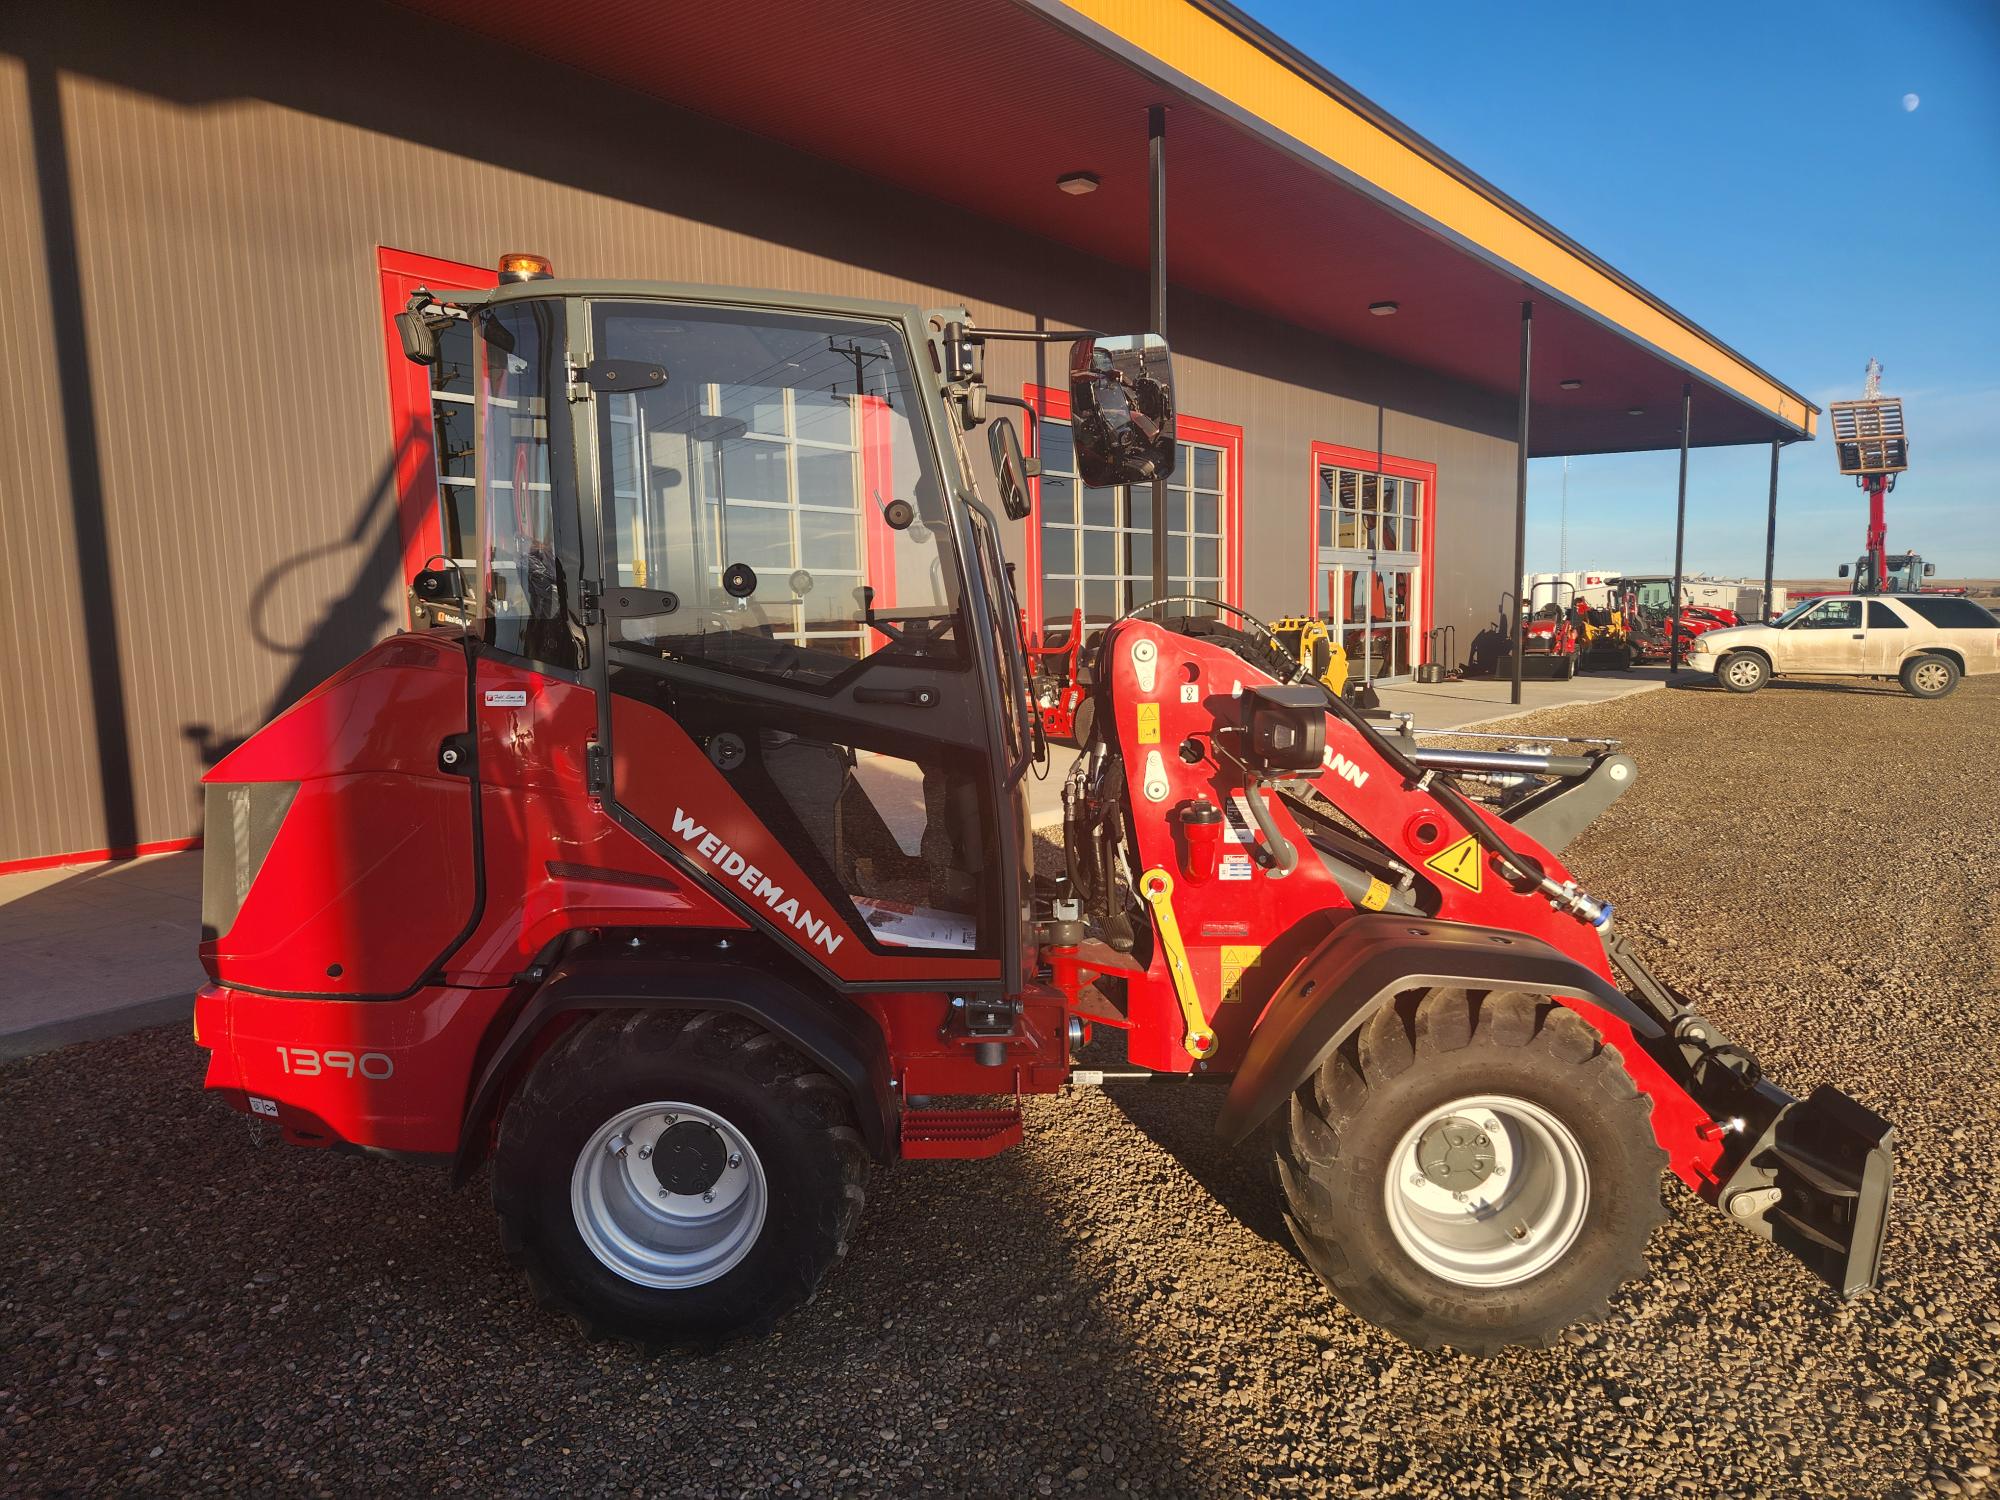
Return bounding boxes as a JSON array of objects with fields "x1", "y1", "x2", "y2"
[{"x1": 580, "y1": 298, "x2": 1017, "y2": 993}]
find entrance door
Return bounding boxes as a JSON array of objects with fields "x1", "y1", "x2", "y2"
[
  {"x1": 583, "y1": 299, "x2": 1012, "y2": 990},
  {"x1": 1314, "y1": 463, "x2": 1425, "y2": 683}
]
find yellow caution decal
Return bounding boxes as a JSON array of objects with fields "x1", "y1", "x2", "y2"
[
  {"x1": 1424, "y1": 834, "x2": 1484, "y2": 892},
  {"x1": 1219, "y1": 945, "x2": 1262, "y2": 1003},
  {"x1": 1360, "y1": 876, "x2": 1392, "y2": 911},
  {"x1": 1135, "y1": 702, "x2": 1161, "y2": 744}
]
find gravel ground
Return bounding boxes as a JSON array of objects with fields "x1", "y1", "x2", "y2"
[{"x1": 4, "y1": 676, "x2": 1997, "y2": 1496}]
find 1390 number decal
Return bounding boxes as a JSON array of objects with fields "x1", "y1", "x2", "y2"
[{"x1": 274, "y1": 1046, "x2": 393, "y2": 1080}]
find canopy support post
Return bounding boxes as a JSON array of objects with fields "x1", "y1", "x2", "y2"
[
  {"x1": 1763, "y1": 437, "x2": 1781, "y2": 621},
  {"x1": 1670, "y1": 383, "x2": 1691, "y2": 672},
  {"x1": 1510, "y1": 300, "x2": 1532, "y2": 705},
  {"x1": 1148, "y1": 103, "x2": 1168, "y2": 607}
]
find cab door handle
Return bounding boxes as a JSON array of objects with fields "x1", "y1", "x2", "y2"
[{"x1": 853, "y1": 685, "x2": 938, "y2": 707}]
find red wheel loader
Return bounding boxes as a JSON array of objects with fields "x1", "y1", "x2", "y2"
[{"x1": 194, "y1": 260, "x2": 1893, "y2": 1354}]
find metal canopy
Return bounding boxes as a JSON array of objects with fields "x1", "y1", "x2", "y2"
[{"x1": 397, "y1": 0, "x2": 1816, "y2": 457}]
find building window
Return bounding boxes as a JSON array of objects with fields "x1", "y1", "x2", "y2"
[
  {"x1": 1317, "y1": 468, "x2": 1423, "y2": 556},
  {"x1": 430, "y1": 321, "x2": 478, "y2": 561},
  {"x1": 377, "y1": 248, "x2": 499, "y2": 595},
  {"x1": 1029, "y1": 392, "x2": 1239, "y2": 634},
  {"x1": 1307, "y1": 443, "x2": 1436, "y2": 684}
]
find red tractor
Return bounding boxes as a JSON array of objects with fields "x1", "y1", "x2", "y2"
[
  {"x1": 1022, "y1": 607, "x2": 1095, "y2": 747},
  {"x1": 194, "y1": 260, "x2": 1892, "y2": 1355},
  {"x1": 1507, "y1": 580, "x2": 1581, "y2": 678}
]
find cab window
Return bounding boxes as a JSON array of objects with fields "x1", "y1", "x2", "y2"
[{"x1": 591, "y1": 303, "x2": 962, "y2": 690}]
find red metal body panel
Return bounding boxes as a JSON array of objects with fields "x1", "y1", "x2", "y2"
[
  {"x1": 202, "y1": 633, "x2": 477, "y2": 994},
  {"x1": 197, "y1": 979, "x2": 512, "y2": 1153},
  {"x1": 1090, "y1": 620, "x2": 1723, "y2": 1187}
]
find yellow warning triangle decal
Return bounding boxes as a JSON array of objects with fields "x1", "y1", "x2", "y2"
[{"x1": 1424, "y1": 834, "x2": 1484, "y2": 892}]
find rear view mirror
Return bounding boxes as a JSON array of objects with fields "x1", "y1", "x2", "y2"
[
  {"x1": 1924, "y1": 562, "x2": 1936, "y2": 576},
  {"x1": 396, "y1": 308, "x2": 439, "y2": 366},
  {"x1": 1837, "y1": 563, "x2": 1850, "y2": 578},
  {"x1": 1070, "y1": 334, "x2": 1175, "y2": 488},
  {"x1": 987, "y1": 416, "x2": 1037, "y2": 522}
]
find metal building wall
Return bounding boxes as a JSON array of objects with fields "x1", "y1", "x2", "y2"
[{"x1": 0, "y1": 0, "x2": 1515, "y2": 866}]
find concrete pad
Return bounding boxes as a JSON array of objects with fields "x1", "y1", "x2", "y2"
[
  {"x1": 1373, "y1": 667, "x2": 1669, "y2": 733},
  {"x1": 0, "y1": 851, "x2": 205, "y2": 1050}
]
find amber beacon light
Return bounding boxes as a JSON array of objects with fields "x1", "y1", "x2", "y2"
[{"x1": 497, "y1": 252, "x2": 555, "y2": 283}]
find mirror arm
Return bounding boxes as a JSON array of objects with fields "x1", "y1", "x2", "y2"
[{"x1": 964, "y1": 327, "x2": 1101, "y2": 345}]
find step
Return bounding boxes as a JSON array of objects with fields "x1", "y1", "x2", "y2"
[{"x1": 900, "y1": 1107, "x2": 1023, "y2": 1160}]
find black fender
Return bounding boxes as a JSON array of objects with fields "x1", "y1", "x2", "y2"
[
  {"x1": 451, "y1": 950, "x2": 896, "y2": 1185},
  {"x1": 1214, "y1": 914, "x2": 1664, "y2": 1146}
]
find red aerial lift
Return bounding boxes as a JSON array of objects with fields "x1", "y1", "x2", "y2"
[
  {"x1": 1827, "y1": 360, "x2": 1950, "y2": 595},
  {"x1": 192, "y1": 257, "x2": 1894, "y2": 1356}
]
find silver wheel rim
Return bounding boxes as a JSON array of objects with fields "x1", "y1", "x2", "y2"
[
  {"x1": 1384, "y1": 1093, "x2": 1590, "y2": 1288},
  {"x1": 570, "y1": 1101, "x2": 767, "y2": 1288},
  {"x1": 1725, "y1": 656, "x2": 1762, "y2": 688},
  {"x1": 1913, "y1": 662, "x2": 1948, "y2": 692}
]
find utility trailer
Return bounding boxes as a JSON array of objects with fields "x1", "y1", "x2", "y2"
[{"x1": 193, "y1": 257, "x2": 1894, "y2": 1355}]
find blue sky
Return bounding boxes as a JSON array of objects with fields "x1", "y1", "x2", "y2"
[{"x1": 1244, "y1": 0, "x2": 2000, "y2": 579}]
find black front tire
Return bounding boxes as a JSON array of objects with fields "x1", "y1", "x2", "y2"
[
  {"x1": 1899, "y1": 653, "x2": 1960, "y2": 699},
  {"x1": 1278, "y1": 988, "x2": 1667, "y2": 1355},
  {"x1": 1716, "y1": 651, "x2": 1769, "y2": 693},
  {"x1": 492, "y1": 1009, "x2": 868, "y2": 1349}
]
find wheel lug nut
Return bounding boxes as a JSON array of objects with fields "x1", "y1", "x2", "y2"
[
  {"x1": 638, "y1": 1145, "x2": 652, "y2": 1159},
  {"x1": 1409, "y1": 1173, "x2": 1426, "y2": 1187},
  {"x1": 728, "y1": 1154, "x2": 742, "y2": 1170},
  {"x1": 702, "y1": 1191, "x2": 715, "y2": 1204}
]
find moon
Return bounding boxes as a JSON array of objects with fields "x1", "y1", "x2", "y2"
[{"x1": 1902, "y1": 93, "x2": 1920, "y2": 112}]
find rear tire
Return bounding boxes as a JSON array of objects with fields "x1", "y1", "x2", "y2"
[
  {"x1": 1716, "y1": 651, "x2": 1768, "y2": 693},
  {"x1": 493, "y1": 1009, "x2": 868, "y2": 1349},
  {"x1": 1899, "y1": 653, "x2": 1959, "y2": 699},
  {"x1": 1278, "y1": 988, "x2": 1667, "y2": 1355}
]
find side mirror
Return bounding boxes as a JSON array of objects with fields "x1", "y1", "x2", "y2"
[
  {"x1": 1924, "y1": 562, "x2": 1936, "y2": 576},
  {"x1": 396, "y1": 308, "x2": 440, "y2": 366},
  {"x1": 1069, "y1": 333, "x2": 1176, "y2": 488},
  {"x1": 987, "y1": 416, "x2": 1037, "y2": 522},
  {"x1": 1837, "y1": 563, "x2": 1850, "y2": 578}
]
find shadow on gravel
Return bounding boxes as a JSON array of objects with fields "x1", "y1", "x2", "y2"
[
  {"x1": 1665, "y1": 676, "x2": 1909, "y2": 697},
  {"x1": 1101, "y1": 1081, "x2": 1296, "y2": 1254},
  {"x1": 0, "y1": 1026, "x2": 1236, "y2": 1494}
]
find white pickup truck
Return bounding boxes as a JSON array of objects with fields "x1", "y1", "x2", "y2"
[{"x1": 1685, "y1": 593, "x2": 2000, "y2": 698}]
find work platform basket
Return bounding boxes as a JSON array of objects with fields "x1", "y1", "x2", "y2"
[{"x1": 1828, "y1": 396, "x2": 1908, "y2": 477}]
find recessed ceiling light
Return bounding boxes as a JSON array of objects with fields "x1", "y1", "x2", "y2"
[
  {"x1": 1626, "y1": 407, "x2": 1645, "y2": 416},
  {"x1": 1056, "y1": 172, "x2": 1100, "y2": 196},
  {"x1": 1368, "y1": 301, "x2": 1399, "y2": 317},
  {"x1": 1560, "y1": 379, "x2": 1583, "y2": 390}
]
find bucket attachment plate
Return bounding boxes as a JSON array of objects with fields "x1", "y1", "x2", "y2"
[{"x1": 1716, "y1": 1083, "x2": 1895, "y2": 1298}]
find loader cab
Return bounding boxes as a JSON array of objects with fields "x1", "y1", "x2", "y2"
[{"x1": 413, "y1": 268, "x2": 1171, "y2": 998}]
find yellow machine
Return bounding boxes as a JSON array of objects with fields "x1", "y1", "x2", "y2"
[
  {"x1": 1269, "y1": 616, "x2": 1350, "y2": 696},
  {"x1": 1572, "y1": 597, "x2": 1636, "y2": 671}
]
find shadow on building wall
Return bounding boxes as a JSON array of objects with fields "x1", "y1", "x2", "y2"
[
  {"x1": 180, "y1": 433, "x2": 414, "y2": 774},
  {"x1": 25, "y1": 56, "x2": 136, "y2": 853}
]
